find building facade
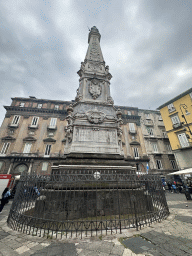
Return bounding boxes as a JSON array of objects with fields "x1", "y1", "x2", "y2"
[
  {"x1": 158, "y1": 88, "x2": 192, "y2": 169},
  {"x1": 139, "y1": 109, "x2": 178, "y2": 174},
  {"x1": 0, "y1": 97, "x2": 150, "y2": 175}
]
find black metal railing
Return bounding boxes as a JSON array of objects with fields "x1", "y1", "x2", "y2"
[{"x1": 7, "y1": 171, "x2": 169, "y2": 238}]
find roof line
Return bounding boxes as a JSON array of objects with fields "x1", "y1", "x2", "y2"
[{"x1": 158, "y1": 87, "x2": 192, "y2": 110}]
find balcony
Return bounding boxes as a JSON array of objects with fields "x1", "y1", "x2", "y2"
[
  {"x1": 129, "y1": 130, "x2": 137, "y2": 135},
  {"x1": 144, "y1": 120, "x2": 154, "y2": 126},
  {"x1": 8, "y1": 123, "x2": 19, "y2": 128},
  {"x1": 172, "y1": 123, "x2": 183, "y2": 129},
  {"x1": 168, "y1": 107, "x2": 176, "y2": 113},
  {"x1": 28, "y1": 124, "x2": 39, "y2": 130},
  {"x1": 158, "y1": 121, "x2": 165, "y2": 127},
  {"x1": 10, "y1": 152, "x2": 38, "y2": 157},
  {"x1": 47, "y1": 125, "x2": 57, "y2": 131}
]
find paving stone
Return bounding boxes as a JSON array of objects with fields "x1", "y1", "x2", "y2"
[
  {"x1": 110, "y1": 244, "x2": 124, "y2": 256},
  {"x1": 78, "y1": 250, "x2": 99, "y2": 256},
  {"x1": 122, "y1": 236, "x2": 155, "y2": 254},
  {"x1": 15, "y1": 245, "x2": 31, "y2": 254},
  {"x1": 29, "y1": 243, "x2": 45, "y2": 252},
  {"x1": 0, "y1": 230, "x2": 10, "y2": 240},
  {"x1": 8, "y1": 240, "x2": 23, "y2": 249}
]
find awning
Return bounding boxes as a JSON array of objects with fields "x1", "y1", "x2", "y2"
[{"x1": 167, "y1": 168, "x2": 192, "y2": 175}]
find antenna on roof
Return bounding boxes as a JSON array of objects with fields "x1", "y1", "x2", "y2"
[{"x1": 87, "y1": 26, "x2": 91, "y2": 31}]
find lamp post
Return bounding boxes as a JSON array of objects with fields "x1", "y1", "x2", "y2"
[{"x1": 179, "y1": 104, "x2": 192, "y2": 137}]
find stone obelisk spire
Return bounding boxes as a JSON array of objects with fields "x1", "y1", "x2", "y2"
[{"x1": 64, "y1": 26, "x2": 123, "y2": 156}]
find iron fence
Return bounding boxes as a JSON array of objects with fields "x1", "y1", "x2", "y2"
[{"x1": 7, "y1": 170, "x2": 169, "y2": 238}]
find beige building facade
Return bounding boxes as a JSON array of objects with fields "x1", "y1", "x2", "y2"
[{"x1": 0, "y1": 98, "x2": 150, "y2": 176}]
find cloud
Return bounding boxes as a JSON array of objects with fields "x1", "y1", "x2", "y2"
[{"x1": 0, "y1": 0, "x2": 192, "y2": 125}]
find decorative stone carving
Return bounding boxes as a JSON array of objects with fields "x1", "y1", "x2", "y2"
[
  {"x1": 74, "y1": 113, "x2": 86, "y2": 119},
  {"x1": 89, "y1": 79, "x2": 102, "y2": 99},
  {"x1": 88, "y1": 62, "x2": 102, "y2": 72},
  {"x1": 90, "y1": 40, "x2": 100, "y2": 61},
  {"x1": 86, "y1": 108, "x2": 106, "y2": 124},
  {"x1": 64, "y1": 125, "x2": 73, "y2": 143},
  {"x1": 80, "y1": 62, "x2": 85, "y2": 71},
  {"x1": 75, "y1": 89, "x2": 83, "y2": 102},
  {"x1": 107, "y1": 96, "x2": 114, "y2": 105}
]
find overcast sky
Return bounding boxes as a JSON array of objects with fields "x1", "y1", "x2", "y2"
[{"x1": 0, "y1": 0, "x2": 192, "y2": 125}]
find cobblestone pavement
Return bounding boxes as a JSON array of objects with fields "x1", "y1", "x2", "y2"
[{"x1": 0, "y1": 192, "x2": 192, "y2": 255}]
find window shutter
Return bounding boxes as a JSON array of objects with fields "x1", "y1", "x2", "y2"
[
  {"x1": 152, "y1": 143, "x2": 158, "y2": 153},
  {"x1": 50, "y1": 118, "x2": 57, "y2": 128},
  {"x1": 171, "y1": 115, "x2": 180, "y2": 125},
  {"x1": 1, "y1": 143, "x2": 10, "y2": 154},
  {"x1": 31, "y1": 117, "x2": 39, "y2": 126},
  {"x1": 42, "y1": 162, "x2": 48, "y2": 171},
  {"x1": 45, "y1": 144, "x2": 51, "y2": 156},
  {"x1": 12, "y1": 115, "x2": 20, "y2": 125},
  {"x1": 23, "y1": 143, "x2": 32, "y2": 153},
  {"x1": 129, "y1": 123, "x2": 135, "y2": 132},
  {"x1": 133, "y1": 147, "x2": 139, "y2": 157},
  {"x1": 178, "y1": 133, "x2": 189, "y2": 148},
  {"x1": 156, "y1": 160, "x2": 163, "y2": 169}
]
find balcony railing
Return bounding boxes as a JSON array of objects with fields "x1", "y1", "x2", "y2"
[
  {"x1": 28, "y1": 124, "x2": 39, "y2": 129},
  {"x1": 47, "y1": 125, "x2": 57, "y2": 130},
  {"x1": 8, "y1": 123, "x2": 19, "y2": 128},
  {"x1": 10, "y1": 152, "x2": 39, "y2": 157},
  {"x1": 172, "y1": 123, "x2": 183, "y2": 129},
  {"x1": 129, "y1": 130, "x2": 137, "y2": 134},
  {"x1": 158, "y1": 121, "x2": 165, "y2": 127},
  {"x1": 144, "y1": 120, "x2": 154, "y2": 126},
  {"x1": 168, "y1": 107, "x2": 176, "y2": 113}
]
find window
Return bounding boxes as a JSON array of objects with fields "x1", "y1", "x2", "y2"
[
  {"x1": 129, "y1": 123, "x2": 135, "y2": 132},
  {"x1": 49, "y1": 118, "x2": 57, "y2": 128},
  {"x1": 37, "y1": 104, "x2": 42, "y2": 109},
  {"x1": 178, "y1": 133, "x2": 189, "y2": 148},
  {"x1": 1, "y1": 142, "x2": 10, "y2": 154},
  {"x1": 0, "y1": 162, "x2": 3, "y2": 170},
  {"x1": 128, "y1": 111, "x2": 131, "y2": 115},
  {"x1": 168, "y1": 103, "x2": 175, "y2": 112},
  {"x1": 19, "y1": 102, "x2": 25, "y2": 107},
  {"x1": 152, "y1": 142, "x2": 158, "y2": 153},
  {"x1": 31, "y1": 116, "x2": 39, "y2": 127},
  {"x1": 166, "y1": 143, "x2": 172, "y2": 152},
  {"x1": 158, "y1": 115, "x2": 163, "y2": 121},
  {"x1": 170, "y1": 160, "x2": 177, "y2": 170},
  {"x1": 156, "y1": 160, "x2": 163, "y2": 169},
  {"x1": 162, "y1": 130, "x2": 167, "y2": 138},
  {"x1": 15, "y1": 164, "x2": 28, "y2": 173},
  {"x1": 44, "y1": 144, "x2": 51, "y2": 156},
  {"x1": 23, "y1": 143, "x2": 32, "y2": 153},
  {"x1": 54, "y1": 105, "x2": 59, "y2": 110},
  {"x1": 147, "y1": 127, "x2": 153, "y2": 135},
  {"x1": 42, "y1": 162, "x2": 48, "y2": 171},
  {"x1": 12, "y1": 115, "x2": 20, "y2": 125},
  {"x1": 145, "y1": 113, "x2": 151, "y2": 119},
  {"x1": 136, "y1": 163, "x2": 140, "y2": 171},
  {"x1": 171, "y1": 115, "x2": 180, "y2": 125},
  {"x1": 133, "y1": 147, "x2": 139, "y2": 158}
]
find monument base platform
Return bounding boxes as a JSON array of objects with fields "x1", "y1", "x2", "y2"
[{"x1": 53, "y1": 153, "x2": 133, "y2": 167}]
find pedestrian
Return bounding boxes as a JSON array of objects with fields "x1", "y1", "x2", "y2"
[
  {"x1": 172, "y1": 184, "x2": 177, "y2": 193},
  {"x1": 167, "y1": 181, "x2": 172, "y2": 192},
  {"x1": 0, "y1": 188, "x2": 11, "y2": 213}
]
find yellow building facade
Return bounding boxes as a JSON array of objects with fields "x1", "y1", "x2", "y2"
[{"x1": 158, "y1": 88, "x2": 192, "y2": 169}]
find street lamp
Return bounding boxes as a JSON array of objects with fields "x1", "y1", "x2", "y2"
[{"x1": 179, "y1": 104, "x2": 192, "y2": 136}]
